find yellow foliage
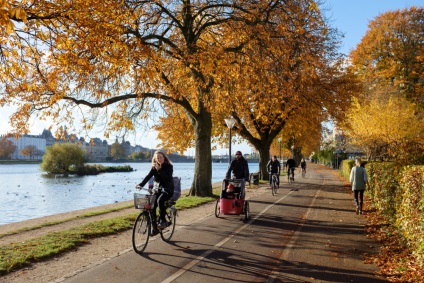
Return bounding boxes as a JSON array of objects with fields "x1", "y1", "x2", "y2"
[{"x1": 343, "y1": 96, "x2": 423, "y2": 160}]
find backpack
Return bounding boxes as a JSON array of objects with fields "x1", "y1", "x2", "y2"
[{"x1": 170, "y1": 176, "x2": 181, "y2": 201}]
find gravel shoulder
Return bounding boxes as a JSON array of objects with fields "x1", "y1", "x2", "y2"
[{"x1": 0, "y1": 185, "x2": 267, "y2": 283}]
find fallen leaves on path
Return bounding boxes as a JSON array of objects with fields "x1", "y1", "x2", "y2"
[{"x1": 363, "y1": 204, "x2": 423, "y2": 282}]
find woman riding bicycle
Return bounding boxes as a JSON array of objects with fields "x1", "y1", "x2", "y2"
[
  {"x1": 267, "y1": 155, "x2": 281, "y2": 188},
  {"x1": 137, "y1": 151, "x2": 174, "y2": 233}
]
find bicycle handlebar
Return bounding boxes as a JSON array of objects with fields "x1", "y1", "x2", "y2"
[{"x1": 135, "y1": 185, "x2": 163, "y2": 195}]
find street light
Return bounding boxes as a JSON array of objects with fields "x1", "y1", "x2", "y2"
[
  {"x1": 278, "y1": 137, "x2": 282, "y2": 161},
  {"x1": 224, "y1": 117, "x2": 237, "y2": 165}
]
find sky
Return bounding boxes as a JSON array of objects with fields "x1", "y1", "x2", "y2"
[{"x1": 1, "y1": 1, "x2": 423, "y2": 155}]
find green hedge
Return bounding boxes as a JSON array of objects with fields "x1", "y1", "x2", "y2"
[
  {"x1": 396, "y1": 166, "x2": 424, "y2": 266},
  {"x1": 367, "y1": 162, "x2": 402, "y2": 220},
  {"x1": 340, "y1": 159, "x2": 355, "y2": 180}
]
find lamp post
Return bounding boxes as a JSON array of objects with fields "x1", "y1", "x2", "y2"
[
  {"x1": 278, "y1": 137, "x2": 282, "y2": 161},
  {"x1": 224, "y1": 117, "x2": 236, "y2": 165}
]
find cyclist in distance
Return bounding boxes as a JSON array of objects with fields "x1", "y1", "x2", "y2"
[
  {"x1": 226, "y1": 151, "x2": 250, "y2": 196},
  {"x1": 300, "y1": 158, "x2": 307, "y2": 176},
  {"x1": 267, "y1": 155, "x2": 281, "y2": 188},
  {"x1": 137, "y1": 151, "x2": 174, "y2": 232},
  {"x1": 286, "y1": 156, "x2": 296, "y2": 181}
]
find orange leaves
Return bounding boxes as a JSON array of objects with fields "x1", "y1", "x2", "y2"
[
  {"x1": 349, "y1": 7, "x2": 424, "y2": 109},
  {"x1": 0, "y1": 4, "x2": 27, "y2": 34}
]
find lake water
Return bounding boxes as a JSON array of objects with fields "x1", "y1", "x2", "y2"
[{"x1": 0, "y1": 162, "x2": 258, "y2": 225}]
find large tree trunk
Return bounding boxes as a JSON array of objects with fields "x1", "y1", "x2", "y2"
[
  {"x1": 188, "y1": 109, "x2": 213, "y2": 197},
  {"x1": 258, "y1": 145, "x2": 271, "y2": 182}
]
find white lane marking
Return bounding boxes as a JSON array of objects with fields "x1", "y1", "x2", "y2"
[
  {"x1": 161, "y1": 190, "x2": 296, "y2": 283},
  {"x1": 266, "y1": 168, "x2": 327, "y2": 283}
]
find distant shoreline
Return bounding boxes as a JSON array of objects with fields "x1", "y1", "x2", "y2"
[
  {"x1": 0, "y1": 160, "x2": 41, "y2": 164},
  {"x1": 0, "y1": 159, "x2": 260, "y2": 165}
]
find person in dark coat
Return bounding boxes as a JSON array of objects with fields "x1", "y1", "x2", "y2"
[
  {"x1": 267, "y1": 155, "x2": 281, "y2": 187},
  {"x1": 225, "y1": 151, "x2": 249, "y2": 197},
  {"x1": 286, "y1": 157, "x2": 296, "y2": 181},
  {"x1": 226, "y1": 151, "x2": 250, "y2": 180}
]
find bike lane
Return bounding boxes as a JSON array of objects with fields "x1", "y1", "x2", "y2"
[{"x1": 60, "y1": 163, "x2": 386, "y2": 283}]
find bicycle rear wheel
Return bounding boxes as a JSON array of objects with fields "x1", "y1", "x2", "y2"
[
  {"x1": 132, "y1": 212, "x2": 150, "y2": 254},
  {"x1": 160, "y1": 206, "x2": 176, "y2": 242},
  {"x1": 243, "y1": 200, "x2": 250, "y2": 222}
]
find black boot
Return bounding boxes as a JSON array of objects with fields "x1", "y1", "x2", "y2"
[
  {"x1": 354, "y1": 199, "x2": 359, "y2": 214},
  {"x1": 359, "y1": 202, "x2": 363, "y2": 215}
]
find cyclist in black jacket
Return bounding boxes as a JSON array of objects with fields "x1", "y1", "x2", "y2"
[
  {"x1": 286, "y1": 157, "x2": 296, "y2": 181},
  {"x1": 226, "y1": 151, "x2": 249, "y2": 197},
  {"x1": 267, "y1": 155, "x2": 281, "y2": 187},
  {"x1": 226, "y1": 151, "x2": 250, "y2": 181}
]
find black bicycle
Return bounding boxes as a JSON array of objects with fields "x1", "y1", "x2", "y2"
[
  {"x1": 271, "y1": 173, "x2": 279, "y2": 196},
  {"x1": 132, "y1": 187, "x2": 177, "y2": 254},
  {"x1": 301, "y1": 167, "x2": 306, "y2": 178},
  {"x1": 287, "y1": 167, "x2": 295, "y2": 184}
]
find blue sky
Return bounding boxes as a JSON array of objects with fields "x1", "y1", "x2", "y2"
[
  {"x1": 1, "y1": 1, "x2": 423, "y2": 155},
  {"x1": 322, "y1": 0, "x2": 423, "y2": 55}
]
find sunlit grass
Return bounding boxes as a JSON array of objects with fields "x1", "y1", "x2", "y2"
[
  {"x1": 0, "y1": 214, "x2": 137, "y2": 275},
  {"x1": 0, "y1": 189, "x2": 223, "y2": 274}
]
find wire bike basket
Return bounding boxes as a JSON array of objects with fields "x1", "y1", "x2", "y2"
[{"x1": 133, "y1": 193, "x2": 155, "y2": 209}]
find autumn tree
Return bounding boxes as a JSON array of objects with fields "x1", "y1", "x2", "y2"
[
  {"x1": 2, "y1": 1, "x2": 327, "y2": 196},
  {"x1": 20, "y1": 145, "x2": 37, "y2": 159},
  {"x1": 349, "y1": 7, "x2": 424, "y2": 109},
  {"x1": 0, "y1": 139, "x2": 16, "y2": 159},
  {"x1": 277, "y1": 107, "x2": 323, "y2": 162},
  {"x1": 345, "y1": 7, "x2": 424, "y2": 164},
  {"x1": 110, "y1": 142, "x2": 127, "y2": 160},
  {"x1": 342, "y1": 95, "x2": 423, "y2": 162},
  {"x1": 212, "y1": 1, "x2": 357, "y2": 179}
]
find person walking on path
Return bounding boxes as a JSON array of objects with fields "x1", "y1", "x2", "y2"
[{"x1": 349, "y1": 157, "x2": 369, "y2": 215}]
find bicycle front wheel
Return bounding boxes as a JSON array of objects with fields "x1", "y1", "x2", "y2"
[
  {"x1": 132, "y1": 212, "x2": 150, "y2": 254},
  {"x1": 160, "y1": 206, "x2": 176, "y2": 242},
  {"x1": 215, "y1": 198, "x2": 220, "y2": 217},
  {"x1": 272, "y1": 179, "x2": 277, "y2": 196}
]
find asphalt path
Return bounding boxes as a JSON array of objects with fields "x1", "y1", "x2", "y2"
[{"x1": 59, "y1": 163, "x2": 386, "y2": 283}]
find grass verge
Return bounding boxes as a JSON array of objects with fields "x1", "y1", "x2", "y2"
[
  {"x1": 0, "y1": 190, "x2": 221, "y2": 275},
  {"x1": 0, "y1": 204, "x2": 134, "y2": 238}
]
